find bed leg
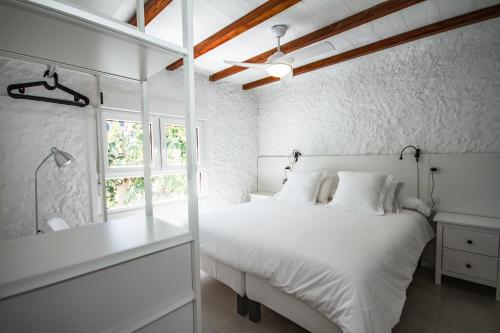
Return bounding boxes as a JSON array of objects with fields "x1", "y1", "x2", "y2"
[
  {"x1": 237, "y1": 294, "x2": 248, "y2": 316},
  {"x1": 248, "y1": 298, "x2": 261, "y2": 323}
]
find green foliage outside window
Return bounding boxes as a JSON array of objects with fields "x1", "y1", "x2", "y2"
[
  {"x1": 152, "y1": 174, "x2": 188, "y2": 201},
  {"x1": 106, "y1": 177, "x2": 145, "y2": 208},
  {"x1": 106, "y1": 174, "x2": 189, "y2": 208},
  {"x1": 107, "y1": 120, "x2": 144, "y2": 166},
  {"x1": 166, "y1": 125, "x2": 187, "y2": 165}
]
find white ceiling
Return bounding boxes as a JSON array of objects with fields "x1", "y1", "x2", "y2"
[{"x1": 69, "y1": 0, "x2": 500, "y2": 86}]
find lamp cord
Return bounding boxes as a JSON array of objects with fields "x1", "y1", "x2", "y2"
[
  {"x1": 428, "y1": 170, "x2": 436, "y2": 208},
  {"x1": 416, "y1": 161, "x2": 420, "y2": 199}
]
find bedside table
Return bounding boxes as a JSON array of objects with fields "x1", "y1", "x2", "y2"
[
  {"x1": 434, "y1": 212, "x2": 500, "y2": 301},
  {"x1": 249, "y1": 192, "x2": 275, "y2": 202}
]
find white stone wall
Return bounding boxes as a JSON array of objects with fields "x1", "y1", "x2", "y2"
[
  {"x1": 190, "y1": 75, "x2": 259, "y2": 205},
  {"x1": 0, "y1": 59, "x2": 97, "y2": 240},
  {"x1": 255, "y1": 19, "x2": 500, "y2": 156}
]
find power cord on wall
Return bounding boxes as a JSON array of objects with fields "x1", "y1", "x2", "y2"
[
  {"x1": 428, "y1": 167, "x2": 438, "y2": 208},
  {"x1": 416, "y1": 162, "x2": 420, "y2": 199}
]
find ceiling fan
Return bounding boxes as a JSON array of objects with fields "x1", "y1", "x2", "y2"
[{"x1": 223, "y1": 24, "x2": 334, "y2": 87}]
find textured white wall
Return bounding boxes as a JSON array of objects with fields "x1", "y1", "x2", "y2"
[
  {"x1": 0, "y1": 59, "x2": 97, "y2": 240},
  {"x1": 255, "y1": 19, "x2": 500, "y2": 156}
]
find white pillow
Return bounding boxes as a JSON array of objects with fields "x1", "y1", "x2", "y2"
[
  {"x1": 384, "y1": 181, "x2": 404, "y2": 213},
  {"x1": 317, "y1": 175, "x2": 336, "y2": 203},
  {"x1": 401, "y1": 197, "x2": 432, "y2": 217},
  {"x1": 276, "y1": 171, "x2": 324, "y2": 205},
  {"x1": 329, "y1": 171, "x2": 393, "y2": 215}
]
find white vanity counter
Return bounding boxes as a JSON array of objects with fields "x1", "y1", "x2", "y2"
[
  {"x1": 0, "y1": 215, "x2": 192, "y2": 299},
  {"x1": 0, "y1": 216, "x2": 196, "y2": 332}
]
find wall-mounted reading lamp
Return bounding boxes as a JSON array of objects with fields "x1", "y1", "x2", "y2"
[
  {"x1": 399, "y1": 145, "x2": 421, "y2": 162},
  {"x1": 399, "y1": 145, "x2": 421, "y2": 198},
  {"x1": 34, "y1": 147, "x2": 75, "y2": 234},
  {"x1": 282, "y1": 150, "x2": 301, "y2": 184}
]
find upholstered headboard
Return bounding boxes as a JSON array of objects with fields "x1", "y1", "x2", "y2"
[{"x1": 257, "y1": 153, "x2": 500, "y2": 218}]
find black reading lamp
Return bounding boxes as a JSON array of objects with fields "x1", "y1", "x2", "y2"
[
  {"x1": 399, "y1": 145, "x2": 421, "y2": 162},
  {"x1": 282, "y1": 150, "x2": 301, "y2": 184}
]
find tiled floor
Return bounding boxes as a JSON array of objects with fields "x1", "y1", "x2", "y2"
[{"x1": 201, "y1": 268, "x2": 500, "y2": 333}]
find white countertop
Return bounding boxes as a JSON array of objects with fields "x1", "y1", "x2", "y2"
[
  {"x1": 0, "y1": 215, "x2": 192, "y2": 300},
  {"x1": 434, "y1": 211, "x2": 500, "y2": 230}
]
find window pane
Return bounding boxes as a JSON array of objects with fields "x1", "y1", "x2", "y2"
[
  {"x1": 165, "y1": 125, "x2": 187, "y2": 165},
  {"x1": 152, "y1": 174, "x2": 188, "y2": 201},
  {"x1": 106, "y1": 177, "x2": 144, "y2": 208},
  {"x1": 107, "y1": 120, "x2": 144, "y2": 167},
  {"x1": 106, "y1": 172, "x2": 203, "y2": 209}
]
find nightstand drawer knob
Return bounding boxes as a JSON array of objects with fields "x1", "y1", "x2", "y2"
[
  {"x1": 465, "y1": 263, "x2": 471, "y2": 269},
  {"x1": 466, "y1": 239, "x2": 473, "y2": 245}
]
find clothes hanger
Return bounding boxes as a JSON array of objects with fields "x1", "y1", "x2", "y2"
[{"x1": 6, "y1": 69, "x2": 90, "y2": 107}]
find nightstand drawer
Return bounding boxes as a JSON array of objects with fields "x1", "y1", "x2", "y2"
[
  {"x1": 443, "y1": 226, "x2": 499, "y2": 257},
  {"x1": 442, "y1": 249, "x2": 498, "y2": 282}
]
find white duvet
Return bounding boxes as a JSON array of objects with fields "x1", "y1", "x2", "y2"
[{"x1": 199, "y1": 199, "x2": 434, "y2": 333}]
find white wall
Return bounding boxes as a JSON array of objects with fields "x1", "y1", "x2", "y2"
[
  {"x1": 255, "y1": 19, "x2": 500, "y2": 157},
  {"x1": 0, "y1": 59, "x2": 97, "y2": 240}
]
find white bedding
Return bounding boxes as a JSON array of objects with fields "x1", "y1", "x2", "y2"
[{"x1": 199, "y1": 199, "x2": 435, "y2": 333}]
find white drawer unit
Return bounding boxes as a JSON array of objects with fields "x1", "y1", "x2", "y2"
[
  {"x1": 435, "y1": 212, "x2": 500, "y2": 301},
  {"x1": 442, "y1": 249, "x2": 498, "y2": 282},
  {"x1": 443, "y1": 226, "x2": 499, "y2": 257},
  {"x1": 0, "y1": 216, "x2": 199, "y2": 332}
]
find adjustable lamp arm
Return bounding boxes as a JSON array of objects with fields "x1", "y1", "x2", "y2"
[{"x1": 34, "y1": 153, "x2": 53, "y2": 234}]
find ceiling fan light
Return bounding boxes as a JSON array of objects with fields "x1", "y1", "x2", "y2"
[{"x1": 266, "y1": 63, "x2": 291, "y2": 78}]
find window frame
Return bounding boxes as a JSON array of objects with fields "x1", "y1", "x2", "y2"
[
  {"x1": 159, "y1": 116, "x2": 204, "y2": 172},
  {"x1": 102, "y1": 110, "x2": 161, "y2": 177},
  {"x1": 102, "y1": 111, "x2": 206, "y2": 211}
]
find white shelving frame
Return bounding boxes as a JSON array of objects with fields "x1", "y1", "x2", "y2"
[{"x1": 0, "y1": 0, "x2": 201, "y2": 331}]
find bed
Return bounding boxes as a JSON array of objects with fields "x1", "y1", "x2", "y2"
[{"x1": 199, "y1": 198, "x2": 434, "y2": 333}]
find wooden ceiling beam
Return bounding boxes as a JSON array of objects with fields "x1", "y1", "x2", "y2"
[
  {"x1": 166, "y1": 0, "x2": 301, "y2": 71},
  {"x1": 129, "y1": 0, "x2": 173, "y2": 26},
  {"x1": 210, "y1": 0, "x2": 424, "y2": 82},
  {"x1": 242, "y1": 4, "x2": 500, "y2": 90}
]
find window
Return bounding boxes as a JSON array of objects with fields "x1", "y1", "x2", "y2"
[
  {"x1": 165, "y1": 125, "x2": 187, "y2": 165},
  {"x1": 103, "y1": 111, "x2": 204, "y2": 210}
]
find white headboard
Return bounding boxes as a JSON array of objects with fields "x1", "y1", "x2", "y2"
[{"x1": 257, "y1": 153, "x2": 500, "y2": 218}]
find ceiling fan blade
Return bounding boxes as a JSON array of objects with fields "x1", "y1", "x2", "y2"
[
  {"x1": 289, "y1": 41, "x2": 335, "y2": 64},
  {"x1": 280, "y1": 71, "x2": 293, "y2": 87},
  {"x1": 223, "y1": 60, "x2": 269, "y2": 69}
]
